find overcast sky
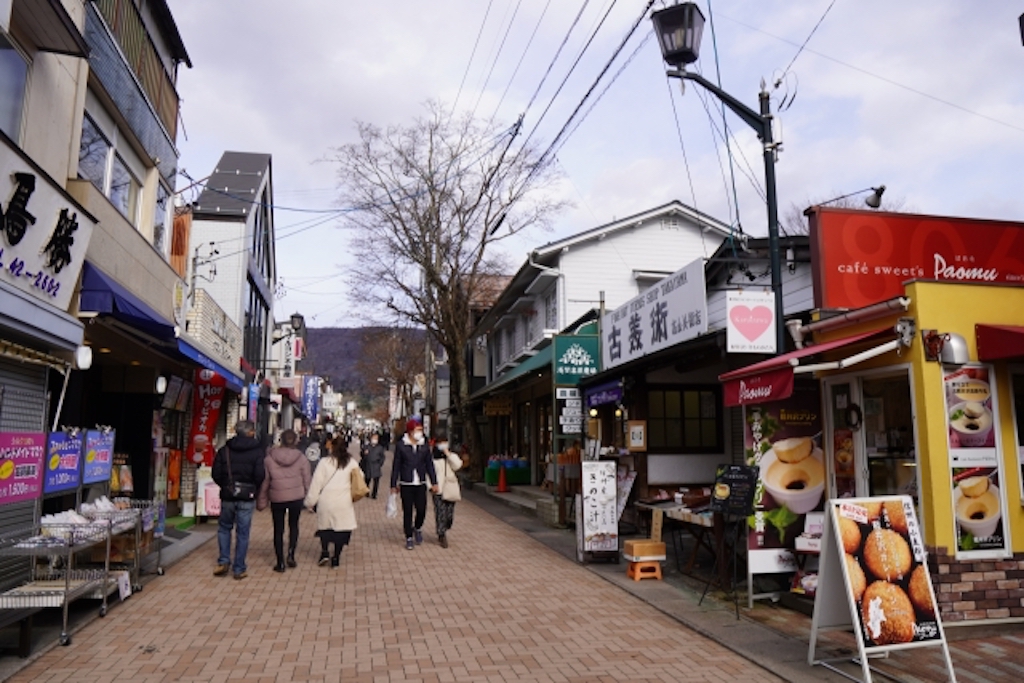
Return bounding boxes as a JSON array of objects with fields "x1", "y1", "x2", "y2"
[{"x1": 169, "y1": 1, "x2": 1024, "y2": 327}]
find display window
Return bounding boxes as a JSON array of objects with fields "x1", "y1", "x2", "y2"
[{"x1": 1012, "y1": 370, "x2": 1024, "y2": 506}]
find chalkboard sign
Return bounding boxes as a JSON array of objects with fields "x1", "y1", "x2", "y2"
[{"x1": 710, "y1": 464, "x2": 758, "y2": 516}]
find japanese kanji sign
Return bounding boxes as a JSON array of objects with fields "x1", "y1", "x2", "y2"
[
  {"x1": 0, "y1": 432, "x2": 45, "y2": 505},
  {"x1": 83, "y1": 429, "x2": 115, "y2": 485},
  {"x1": 1, "y1": 137, "x2": 96, "y2": 311},
  {"x1": 600, "y1": 258, "x2": 707, "y2": 370},
  {"x1": 44, "y1": 431, "x2": 82, "y2": 494},
  {"x1": 553, "y1": 335, "x2": 599, "y2": 386}
]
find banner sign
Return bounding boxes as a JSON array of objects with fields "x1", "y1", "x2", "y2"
[
  {"x1": 553, "y1": 335, "x2": 599, "y2": 385},
  {"x1": 809, "y1": 207, "x2": 1024, "y2": 310},
  {"x1": 302, "y1": 375, "x2": 320, "y2": 421},
  {"x1": 726, "y1": 289, "x2": 776, "y2": 354},
  {"x1": 44, "y1": 431, "x2": 82, "y2": 493},
  {"x1": 601, "y1": 258, "x2": 707, "y2": 370},
  {"x1": 0, "y1": 432, "x2": 45, "y2": 504},
  {"x1": 247, "y1": 383, "x2": 259, "y2": 421},
  {"x1": 82, "y1": 429, "x2": 115, "y2": 485},
  {"x1": 942, "y1": 365, "x2": 1010, "y2": 558},
  {"x1": 188, "y1": 369, "x2": 226, "y2": 466},
  {"x1": 581, "y1": 460, "x2": 618, "y2": 552}
]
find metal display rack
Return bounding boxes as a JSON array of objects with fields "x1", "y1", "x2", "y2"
[
  {"x1": 0, "y1": 521, "x2": 113, "y2": 646},
  {"x1": 90, "y1": 499, "x2": 163, "y2": 588}
]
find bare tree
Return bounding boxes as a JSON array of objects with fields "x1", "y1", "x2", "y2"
[
  {"x1": 329, "y1": 101, "x2": 568, "y2": 470},
  {"x1": 781, "y1": 192, "x2": 908, "y2": 236},
  {"x1": 354, "y1": 327, "x2": 423, "y2": 423}
]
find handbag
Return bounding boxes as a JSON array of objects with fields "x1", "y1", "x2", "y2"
[
  {"x1": 441, "y1": 457, "x2": 461, "y2": 503},
  {"x1": 225, "y1": 447, "x2": 256, "y2": 500},
  {"x1": 351, "y1": 465, "x2": 370, "y2": 502}
]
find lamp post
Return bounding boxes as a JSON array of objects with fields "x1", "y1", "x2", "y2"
[
  {"x1": 815, "y1": 185, "x2": 886, "y2": 209},
  {"x1": 652, "y1": 2, "x2": 785, "y2": 354}
]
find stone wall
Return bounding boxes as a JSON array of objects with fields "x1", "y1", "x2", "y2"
[{"x1": 928, "y1": 545, "x2": 1024, "y2": 622}]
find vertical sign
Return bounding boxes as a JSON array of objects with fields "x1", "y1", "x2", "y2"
[
  {"x1": 44, "y1": 431, "x2": 82, "y2": 493},
  {"x1": 556, "y1": 387, "x2": 583, "y2": 437},
  {"x1": 303, "y1": 375, "x2": 320, "y2": 422},
  {"x1": 247, "y1": 383, "x2": 260, "y2": 421},
  {"x1": 581, "y1": 460, "x2": 617, "y2": 552},
  {"x1": 188, "y1": 369, "x2": 226, "y2": 465},
  {"x1": 0, "y1": 433, "x2": 45, "y2": 504},
  {"x1": 726, "y1": 289, "x2": 776, "y2": 354},
  {"x1": 553, "y1": 335, "x2": 599, "y2": 385},
  {"x1": 942, "y1": 364, "x2": 1009, "y2": 558},
  {"x1": 83, "y1": 429, "x2": 115, "y2": 485}
]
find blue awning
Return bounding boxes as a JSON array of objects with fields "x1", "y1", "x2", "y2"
[
  {"x1": 79, "y1": 262, "x2": 176, "y2": 339},
  {"x1": 177, "y1": 339, "x2": 245, "y2": 393}
]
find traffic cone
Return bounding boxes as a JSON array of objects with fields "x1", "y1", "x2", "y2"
[{"x1": 496, "y1": 465, "x2": 510, "y2": 493}]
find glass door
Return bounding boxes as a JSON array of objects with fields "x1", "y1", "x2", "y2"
[
  {"x1": 827, "y1": 381, "x2": 863, "y2": 498},
  {"x1": 862, "y1": 376, "x2": 918, "y2": 505}
]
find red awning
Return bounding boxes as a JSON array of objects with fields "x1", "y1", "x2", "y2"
[
  {"x1": 720, "y1": 327, "x2": 892, "y2": 407},
  {"x1": 976, "y1": 324, "x2": 1024, "y2": 361}
]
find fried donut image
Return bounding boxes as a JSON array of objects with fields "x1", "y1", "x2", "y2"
[
  {"x1": 883, "y1": 500, "x2": 909, "y2": 535},
  {"x1": 862, "y1": 501, "x2": 883, "y2": 522},
  {"x1": 845, "y1": 553, "x2": 867, "y2": 603},
  {"x1": 839, "y1": 516, "x2": 862, "y2": 555},
  {"x1": 861, "y1": 581, "x2": 916, "y2": 645},
  {"x1": 863, "y1": 528, "x2": 912, "y2": 582},
  {"x1": 908, "y1": 565, "x2": 935, "y2": 618}
]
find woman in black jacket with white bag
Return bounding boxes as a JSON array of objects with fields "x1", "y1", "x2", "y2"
[{"x1": 390, "y1": 419, "x2": 438, "y2": 550}]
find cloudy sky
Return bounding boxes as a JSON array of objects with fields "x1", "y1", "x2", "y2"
[{"x1": 169, "y1": 1, "x2": 1024, "y2": 327}]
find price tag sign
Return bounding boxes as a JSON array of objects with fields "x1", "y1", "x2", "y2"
[
  {"x1": 0, "y1": 432, "x2": 45, "y2": 505},
  {"x1": 44, "y1": 431, "x2": 82, "y2": 494},
  {"x1": 710, "y1": 464, "x2": 759, "y2": 516}
]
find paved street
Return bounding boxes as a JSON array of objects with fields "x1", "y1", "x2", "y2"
[{"x1": 8, "y1": 454, "x2": 779, "y2": 683}]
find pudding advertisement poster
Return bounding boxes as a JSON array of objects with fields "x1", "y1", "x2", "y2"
[
  {"x1": 745, "y1": 382, "x2": 824, "y2": 577},
  {"x1": 943, "y1": 365, "x2": 1009, "y2": 556}
]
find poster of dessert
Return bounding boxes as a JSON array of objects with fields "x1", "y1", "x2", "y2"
[
  {"x1": 831, "y1": 497, "x2": 943, "y2": 650},
  {"x1": 745, "y1": 381, "x2": 824, "y2": 577},
  {"x1": 942, "y1": 365, "x2": 1010, "y2": 557}
]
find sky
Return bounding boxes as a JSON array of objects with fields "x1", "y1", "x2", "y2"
[{"x1": 169, "y1": 1, "x2": 1024, "y2": 328}]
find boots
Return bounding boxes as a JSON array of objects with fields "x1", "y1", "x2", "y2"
[
  {"x1": 286, "y1": 546, "x2": 297, "y2": 568},
  {"x1": 273, "y1": 555, "x2": 286, "y2": 573}
]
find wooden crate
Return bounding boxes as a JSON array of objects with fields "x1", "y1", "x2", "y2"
[{"x1": 623, "y1": 539, "x2": 666, "y2": 557}]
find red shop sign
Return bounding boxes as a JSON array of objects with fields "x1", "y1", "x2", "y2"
[
  {"x1": 187, "y1": 369, "x2": 226, "y2": 466},
  {"x1": 809, "y1": 208, "x2": 1024, "y2": 310}
]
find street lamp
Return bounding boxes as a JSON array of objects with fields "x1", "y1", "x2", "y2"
[
  {"x1": 652, "y1": 2, "x2": 785, "y2": 354},
  {"x1": 816, "y1": 185, "x2": 886, "y2": 209},
  {"x1": 290, "y1": 312, "x2": 305, "y2": 331}
]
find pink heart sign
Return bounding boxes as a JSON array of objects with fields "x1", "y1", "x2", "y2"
[{"x1": 730, "y1": 305, "x2": 773, "y2": 341}]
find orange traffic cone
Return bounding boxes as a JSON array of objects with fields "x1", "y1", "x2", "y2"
[{"x1": 496, "y1": 465, "x2": 510, "y2": 493}]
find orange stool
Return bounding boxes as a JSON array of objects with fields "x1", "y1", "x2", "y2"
[{"x1": 626, "y1": 560, "x2": 663, "y2": 581}]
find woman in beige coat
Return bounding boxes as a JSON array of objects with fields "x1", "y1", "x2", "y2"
[{"x1": 304, "y1": 441, "x2": 358, "y2": 568}]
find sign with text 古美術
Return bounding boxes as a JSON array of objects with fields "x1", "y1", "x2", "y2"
[
  {"x1": 44, "y1": 431, "x2": 82, "y2": 494},
  {"x1": 600, "y1": 258, "x2": 707, "y2": 371},
  {"x1": 553, "y1": 335, "x2": 599, "y2": 385},
  {"x1": 726, "y1": 289, "x2": 776, "y2": 354},
  {"x1": 1, "y1": 138, "x2": 97, "y2": 311}
]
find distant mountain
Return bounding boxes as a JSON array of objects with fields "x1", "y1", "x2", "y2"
[{"x1": 297, "y1": 327, "x2": 425, "y2": 396}]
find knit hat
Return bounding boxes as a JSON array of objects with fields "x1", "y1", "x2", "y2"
[{"x1": 406, "y1": 418, "x2": 421, "y2": 434}]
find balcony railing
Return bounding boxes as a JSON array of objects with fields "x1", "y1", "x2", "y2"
[{"x1": 94, "y1": 0, "x2": 178, "y2": 140}]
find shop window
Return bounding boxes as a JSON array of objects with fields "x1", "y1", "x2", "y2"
[
  {"x1": 545, "y1": 291, "x2": 557, "y2": 329},
  {"x1": 109, "y1": 153, "x2": 141, "y2": 224},
  {"x1": 0, "y1": 34, "x2": 28, "y2": 140},
  {"x1": 78, "y1": 115, "x2": 110, "y2": 193},
  {"x1": 647, "y1": 387, "x2": 722, "y2": 453},
  {"x1": 78, "y1": 105, "x2": 149, "y2": 230}
]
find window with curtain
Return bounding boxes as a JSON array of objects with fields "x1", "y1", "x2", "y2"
[
  {"x1": 647, "y1": 387, "x2": 722, "y2": 453},
  {"x1": 0, "y1": 34, "x2": 28, "y2": 140}
]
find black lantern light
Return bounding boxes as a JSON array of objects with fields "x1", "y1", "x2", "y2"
[
  {"x1": 290, "y1": 312, "x2": 305, "y2": 331},
  {"x1": 651, "y1": 2, "x2": 706, "y2": 68}
]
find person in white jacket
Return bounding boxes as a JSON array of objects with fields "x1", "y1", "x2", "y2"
[
  {"x1": 304, "y1": 441, "x2": 358, "y2": 568},
  {"x1": 431, "y1": 436, "x2": 462, "y2": 549}
]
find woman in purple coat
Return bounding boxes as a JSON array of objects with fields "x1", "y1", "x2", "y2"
[{"x1": 258, "y1": 429, "x2": 312, "y2": 572}]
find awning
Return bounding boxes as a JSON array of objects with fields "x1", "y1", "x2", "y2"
[
  {"x1": 177, "y1": 339, "x2": 244, "y2": 393},
  {"x1": 11, "y1": 0, "x2": 89, "y2": 57},
  {"x1": 976, "y1": 324, "x2": 1024, "y2": 362},
  {"x1": 80, "y1": 262, "x2": 176, "y2": 340},
  {"x1": 720, "y1": 327, "x2": 894, "y2": 407},
  {"x1": 470, "y1": 345, "x2": 553, "y2": 401}
]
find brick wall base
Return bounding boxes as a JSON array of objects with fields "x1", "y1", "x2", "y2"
[{"x1": 927, "y1": 545, "x2": 1024, "y2": 622}]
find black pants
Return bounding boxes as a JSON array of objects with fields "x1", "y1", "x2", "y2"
[
  {"x1": 400, "y1": 484, "x2": 428, "y2": 539},
  {"x1": 271, "y1": 500, "x2": 303, "y2": 561},
  {"x1": 370, "y1": 477, "x2": 380, "y2": 498}
]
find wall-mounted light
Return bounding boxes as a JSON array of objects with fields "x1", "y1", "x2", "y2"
[
  {"x1": 614, "y1": 407, "x2": 623, "y2": 418},
  {"x1": 589, "y1": 408, "x2": 598, "y2": 418},
  {"x1": 74, "y1": 345, "x2": 92, "y2": 371},
  {"x1": 155, "y1": 375, "x2": 168, "y2": 395}
]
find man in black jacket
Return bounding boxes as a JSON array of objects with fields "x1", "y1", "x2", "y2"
[
  {"x1": 212, "y1": 420, "x2": 266, "y2": 579},
  {"x1": 390, "y1": 418, "x2": 439, "y2": 550}
]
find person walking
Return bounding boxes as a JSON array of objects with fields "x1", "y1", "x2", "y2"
[
  {"x1": 212, "y1": 420, "x2": 266, "y2": 580},
  {"x1": 390, "y1": 419, "x2": 438, "y2": 550},
  {"x1": 257, "y1": 429, "x2": 311, "y2": 572},
  {"x1": 304, "y1": 440, "x2": 358, "y2": 568},
  {"x1": 431, "y1": 435, "x2": 462, "y2": 548},
  {"x1": 363, "y1": 433, "x2": 386, "y2": 499}
]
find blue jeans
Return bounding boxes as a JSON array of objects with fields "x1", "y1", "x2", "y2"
[{"x1": 217, "y1": 500, "x2": 255, "y2": 574}]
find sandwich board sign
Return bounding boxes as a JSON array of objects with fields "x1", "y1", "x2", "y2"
[{"x1": 808, "y1": 496, "x2": 956, "y2": 682}]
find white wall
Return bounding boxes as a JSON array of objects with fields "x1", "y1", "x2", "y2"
[{"x1": 189, "y1": 217, "x2": 248, "y2": 327}]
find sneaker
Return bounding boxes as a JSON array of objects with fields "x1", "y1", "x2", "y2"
[
  {"x1": 318, "y1": 555, "x2": 330, "y2": 566},
  {"x1": 406, "y1": 538, "x2": 415, "y2": 550},
  {"x1": 330, "y1": 557, "x2": 340, "y2": 568},
  {"x1": 233, "y1": 571, "x2": 248, "y2": 581},
  {"x1": 213, "y1": 564, "x2": 230, "y2": 577},
  {"x1": 439, "y1": 534, "x2": 449, "y2": 549},
  {"x1": 414, "y1": 530, "x2": 423, "y2": 545}
]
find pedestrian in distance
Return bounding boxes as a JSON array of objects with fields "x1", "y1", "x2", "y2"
[
  {"x1": 304, "y1": 440, "x2": 358, "y2": 568},
  {"x1": 431, "y1": 434, "x2": 462, "y2": 549},
  {"x1": 257, "y1": 429, "x2": 311, "y2": 572},
  {"x1": 212, "y1": 420, "x2": 266, "y2": 580},
  {"x1": 363, "y1": 432, "x2": 386, "y2": 499},
  {"x1": 390, "y1": 418, "x2": 439, "y2": 550}
]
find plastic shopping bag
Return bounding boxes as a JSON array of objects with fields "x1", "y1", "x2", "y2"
[{"x1": 385, "y1": 492, "x2": 399, "y2": 519}]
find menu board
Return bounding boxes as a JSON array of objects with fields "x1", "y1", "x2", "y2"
[
  {"x1": 83, "y1": 429, "x2": 115, "y2": 485},
  {"x1": 0, "y1": 433, "x2": 45, "y2": 505},
  {"x1": 710, "y1": 464, "x2": 758, "y2": 516},
  {"x1": 44, "y1": 431, "x2": 82, "y2": 493},
  {"x1": 581, "y1": 460, "x2": 617, "y2": 552},
  {"x1": 942, "y1": 365, "x2": 1010, "y2": 558},
  {"x1": 161, "y1": 376, "x2": 184, "y2": 410}
]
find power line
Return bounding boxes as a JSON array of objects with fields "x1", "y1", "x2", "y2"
[
  {"x1": 470, "y1": 0, "x2": 523, "y2": 121},
  {"x1": 521, "y1": 0, "x2": 591, "y2": 119},
  {"x1": 451, "y1": 0, "x2": 494, "y2": 117},
  {"x1": 488, "y1": 0, "x2": 553, "y2": 126},
  {"x1": 774, "y1": 0, "x2": 838, "y2": 88},
  {"x1": 707, "y1": 0, "x2": 744, "y2": 233}
]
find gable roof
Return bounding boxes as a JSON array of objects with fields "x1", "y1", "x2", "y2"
[{"x1": 194, "y1": 152, "x2": 272, "y2": 220}]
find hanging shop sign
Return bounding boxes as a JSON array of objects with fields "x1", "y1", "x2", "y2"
[
  {"x1": 585, "y1": 380, "x2": 622, "y2": 408},
  {"x1": 556, "y1": 387, "x2": 584, "y2": 437},
  {"x1": 726, "y1": 289, "x2": 776, "y2": 354},
  {"x1": 185, "y1": 289, "x2": 243, "y2": 368},
  {"x1": 302, "y1": 375, "x2": 320, "y2": 422},
  {"x1": 809, "y1": 207, "x2": 1024, "y2": 310},
  {"x1": 188, "y1": 369, "x2": 226, "y2": 466},
  {"x1": 810, "y1": 497, "x2": 955, "y2": 683},
  {"x1": 0, "y1": 432, "x2": 45, "y2": 505},
  {"x1": 247, "y1": 383, "x2": 260, "y2": 421},
  {"x1": 553, "y1": 335, "x2": 599, "y2": 385},
  {"x1": 580, "y1": 460, "x2": 618, "y2": 553},
  {"x1": 744, "y1": 382, "x2": 824, "y2": 596},
  {"x1": 82, "y1": 429, "x2": 115, "y2": 485},
  {"x1": 484, "y1": 396, "x2": 512, "y2": 416},
  {"x1": 44, "y1": 430, "x2": 82, "y2": 494},
  {"x1": 601, "y1": 258, "x2": 707, "y2": 371},
  {"x1": 942, "y1": 365, "x2": 1010, "y2": 558},
  {"x1": 0, "y1": 137, "x2": 97, "y2": 311}
]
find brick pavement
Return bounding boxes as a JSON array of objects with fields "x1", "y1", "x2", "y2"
[{"x1": 7, "y1": 453, "x2": 781, "y2": 683}]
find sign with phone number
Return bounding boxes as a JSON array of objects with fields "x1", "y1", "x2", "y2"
[{"x1": 0, "y1": 433, "x2": 46, "y2": 506}]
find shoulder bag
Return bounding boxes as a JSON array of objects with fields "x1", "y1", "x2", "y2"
[
  {"x1": 441, "y1": 456, "x2": 461, "y2": 502},
  {"x1": 351, "y1": 464, "x2": 370, "y2": 502},
  {"x1": 225, "y1": 447, "x2": 257, "y2": 500}
]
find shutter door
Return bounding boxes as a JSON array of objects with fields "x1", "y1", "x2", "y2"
[{"x1": 0, "y1": 359, "x2": 47, "y2": 590}]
